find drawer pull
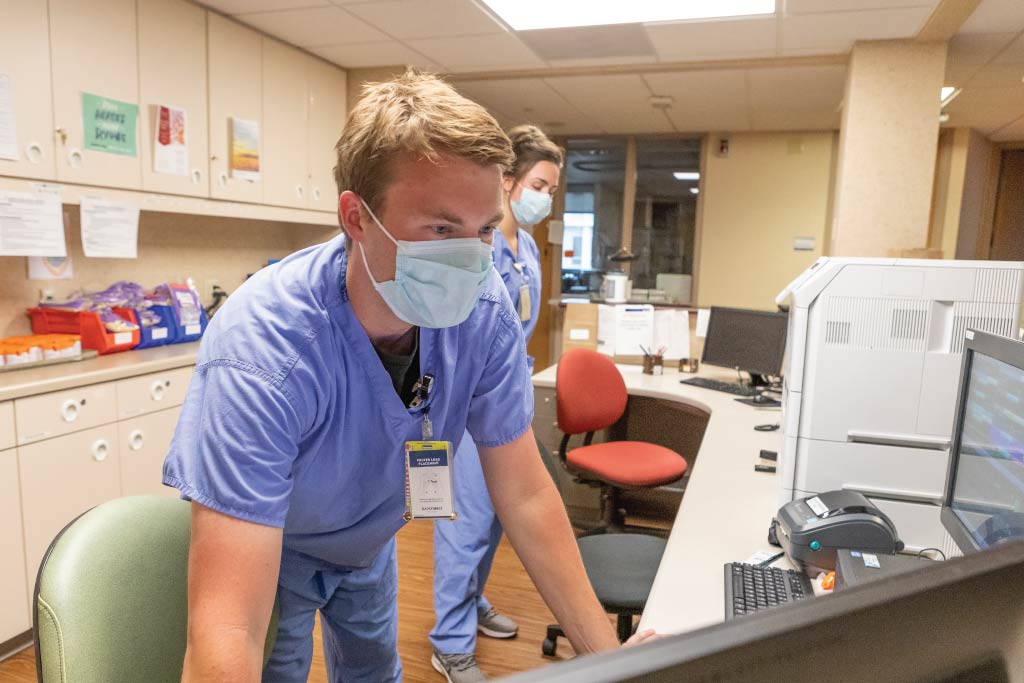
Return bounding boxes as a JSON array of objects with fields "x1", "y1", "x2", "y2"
[
  {"x1": 150, "y1": 381, "x2": 166, "y2": 401},
  {"x1": 61, "y1": 400, "x2": 80, "y2": 423},
  {"x1": 91, "y1": 439, "x2": 110, "y2": 462},
  {"x1": 129, "y1": 429, "x2": 144, "y2": 451}
]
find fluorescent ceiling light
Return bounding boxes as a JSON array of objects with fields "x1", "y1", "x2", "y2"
[
  {"x1": 940, "y1": 86, "x2": 960, "y2": 107},
  {"x1": 689, "y1": 187, "x2": 700, "y2": 195},
  {"x1": 673, "y1": 171, "x2": 700, "y2": 181},
  {"x1": 479, "y1": 0, "x2": 775, "y2": 31}
]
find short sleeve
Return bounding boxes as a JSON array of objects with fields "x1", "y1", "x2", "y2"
[
  {"x1": 162, "y1": 361, "x2": 304, "y2": 527},
  {"x1": 466, "y1": 314, "x2": 535, "y2": 448}
]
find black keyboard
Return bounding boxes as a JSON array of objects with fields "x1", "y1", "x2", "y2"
[
  {"x1": 681, "y1": 376, "x2": 759, "y2": 397},
  {"x1": 724, "y1": 563, "x2": 813, "y2": 619}
]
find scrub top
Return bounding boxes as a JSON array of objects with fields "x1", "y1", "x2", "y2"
[
  {"x1": 162, "y1": 235, "x2": 534, "y2": 569},
  {"x1": 492, "y1": 229, "x2": 541, "y2": 343}
]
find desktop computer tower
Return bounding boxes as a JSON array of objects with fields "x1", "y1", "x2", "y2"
[{"x1": 776, "y1": 257, "x2": 1024, "y2": 555}]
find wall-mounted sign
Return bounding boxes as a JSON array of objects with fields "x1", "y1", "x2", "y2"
[{"x1": 82, "y1": 92, "x2": 138, "y2": 156}]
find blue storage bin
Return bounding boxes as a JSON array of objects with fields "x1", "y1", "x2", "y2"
[
  {"x1": 114, "y1": 305, "x2": 176, "y2": 350},
  {"x1": 172, "y1": 306, "x2": 208, "y2": 344}
]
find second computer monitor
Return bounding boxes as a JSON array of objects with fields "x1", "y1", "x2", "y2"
[{"x1": 701, "y1": 307, "x2": 788, "y2": 384}]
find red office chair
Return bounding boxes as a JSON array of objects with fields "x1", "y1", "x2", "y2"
[{"x1": 556, "y1": 348, "x2": 688, "y2": 534}]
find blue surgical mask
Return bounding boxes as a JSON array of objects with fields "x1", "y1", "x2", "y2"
[
  {"x1": 510, "y1": 185, "x2": 552, "y2": 226},
  {"x1": 358, "y1": 200, "x2": 493, "y2": 328}
]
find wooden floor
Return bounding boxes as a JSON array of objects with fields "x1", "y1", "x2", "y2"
[{"x1": 0, "y1": 520, "x2": 593, "y2": 683}]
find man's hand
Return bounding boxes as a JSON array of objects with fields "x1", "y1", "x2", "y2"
[
  {"x1": 624, "y1": 628, "x2": 664, "y2": 647},
  {"x1": 181, "y1": 502, "x2": 283, "y2": 683},
  {"x1": 479, "y1": 427, "x2": 621, "y2": 655}
]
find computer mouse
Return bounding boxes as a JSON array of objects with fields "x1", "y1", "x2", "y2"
[{"x1": 753, "y1": 394, "x2": 774, "y2": 404}]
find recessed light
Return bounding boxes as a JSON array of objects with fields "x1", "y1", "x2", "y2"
[
  {"x1": 690, "y1": 187, "x2": 699, "y2": 195},
  {"x1": 673, "y1": 172, "x2": 700, "y2": 181},
  {"x1": 478, "y1": 0, "x2": 775, "y2": 31},
  {"x1": 940, "y1": 86, "x2": 960, "y2": 107}
]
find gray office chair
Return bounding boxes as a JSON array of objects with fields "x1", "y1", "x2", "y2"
[
  {"x1": 536, "y1": 438, "x2": 667, "y2": 656},
  {"x1": 33, "y1": 495, "x2": 278, "y2": 683}
]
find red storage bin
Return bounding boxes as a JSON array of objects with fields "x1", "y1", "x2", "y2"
[{"x1": 28, "y1": 308, "x2": 139, "y2": 354}]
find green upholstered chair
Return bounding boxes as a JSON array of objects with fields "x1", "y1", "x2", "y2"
[{"x1": 33, "y1": 495, "x2": 278, "y2": 683}]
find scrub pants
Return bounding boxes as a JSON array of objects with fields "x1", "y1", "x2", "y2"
[
  {"x1": 430, "y1": 432, "x2": 503, "y2": 654},
  {"x1": 263, "y1": 539, "x2": 402, "y2": 683}
]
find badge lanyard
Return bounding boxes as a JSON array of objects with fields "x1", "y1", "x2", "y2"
[
  {"x1": 513, "y1": 261, "x2": 531, "y2": 322},
  {"x1": 404, "y1": 373, "x2": 457, "y2": 521}
]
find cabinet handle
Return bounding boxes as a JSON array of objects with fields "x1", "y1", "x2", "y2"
[
  {"x1": 26, "y1": 142, "x2": 43, "y2": 164},
  {"x1": 60, "y1": 399, "x2": 79, "y2": 423},
  {"x1": 218, "y1": 171, "x2": 228, "y2": 188},
  {"x1": 68, "y1": 148, "x2": 83, "y2": 168},
  {"x1": 91, "y1": 439, "x2": 110, "y2": 462},
  {"x1": 55, "y1": 127, "x2": 67, "y2": 145},
  {"x1": 129, "y1": 429, "x2": 144, "y2": 451},
  {"x1": 191, "y1": 169, "x2": 202, "y2": 184},
  {"x1": 150, "y1": 380, "x2": 166, "y2": 401},
  {"x1": 296, "y1": 185, "x2": 304, "y2": 199},
  {"x1": 312, "y1": 187, "x2": 321, "y2": 201}
]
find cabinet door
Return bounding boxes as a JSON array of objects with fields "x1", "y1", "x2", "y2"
[
  {"x1": 0, "y1": 400, "x2": 14, "y2": 451},
  {"x1": 207, "y1": 13, "x2": 262, "y2": 204},
  {"x1": 0, "y1": 448, "x2": 30, "y2": 641},
  {"x1": 0, "y1": 0, "x2": 56, "y2": 180},
  {"x1": 19, "y1": 425, "x2": 122, "y2": 588},
  {"x1": 306, "y1": 57, "x2": 347, "y2": 212},
  {"x1": 262, "y1": 37, "x2": 309, "y2": 209},
  {"x1": 138, "y1": 0, "x2": 208, "y2": 196},
  {"x1": 119, "y1": 408, "x2": 179, "y2": 498},
  {"x1": 49, "y1": 0, "x2": 141, "y2": 188},
  {"x1": 14, "y1": 381, "x2": 118, "y2": 446}
]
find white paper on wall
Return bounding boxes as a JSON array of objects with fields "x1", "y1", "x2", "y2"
[
  {"x1": 0, "y1": 72, "x2": 18, "y2": 161},
  {"x1": 0, "y1": 190, "x2": 65, "y2": 257},
  {"x1": 80, "y1": 198, "x2": 139, "y2": 259}
]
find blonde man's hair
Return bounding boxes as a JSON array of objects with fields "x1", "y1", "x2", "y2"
[{"x1": 334, "y1": 71, "x2": 514, "y2": 218}]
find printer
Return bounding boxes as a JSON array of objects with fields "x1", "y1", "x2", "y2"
[{"x1": 775, "y1": 490, "x2": 904, "y2": 573}]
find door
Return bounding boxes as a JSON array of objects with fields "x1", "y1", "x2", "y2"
[
  {"x1": 207, "y1": 13, "x2": 262, "y2": 204},
  {"x1": 990, "y1": 150, "x2": 1024, "y2": 261},
  {"x1": 262, "y1": 37, "x2": 309, "y2": 209},
  {"x1": 18, "y1": 425, "x2": 122, "y2": 586},
  {"x1": 137, "y1": 0, "x2": 209, "y2": 196},
  {"x1": 0, "y1": 448, "x2": 30, "y2": 641},
  {"x1": 0, "y1": 0, "x2": 56, "y2": 180},
  {"x1": 49, "y1": 0, "x2": 141, "y2": 188},
  {"x1": 306, "y1": 57, "x2": 347, "y2": 212},
  {"x1": 119, "y1": 408, "x2": 179, "y2": 497}
]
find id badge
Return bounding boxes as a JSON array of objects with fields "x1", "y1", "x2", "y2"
[
  {"x1": 404, "y1": 441, "x2": 457, "y2": 521},
  {"x1": 519, "y1": 284, "x2": 531, "y2": 322}
]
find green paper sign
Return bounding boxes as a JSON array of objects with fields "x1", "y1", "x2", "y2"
[{"x1": 82, "y1": 92, "x2": 138, "y2": 156}]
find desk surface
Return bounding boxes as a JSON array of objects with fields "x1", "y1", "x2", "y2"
[{"x1": 532, "y1": 362, "x2": 785, "y2": 634}]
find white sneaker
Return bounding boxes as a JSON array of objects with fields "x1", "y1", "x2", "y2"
[
  {"x1": 431, "y1": 651, "x2": 487, "y2": 683},
  {"x1": 477, "y1": 606, "x2": 518, "y2": 639}
]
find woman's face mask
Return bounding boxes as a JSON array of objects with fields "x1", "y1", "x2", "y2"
[
  {"x1": 510, "y1": 184, "x2": 553, "y2": 226},
  {"x1": 358, "y1": 200, "x2": 493, "y2": 329}
]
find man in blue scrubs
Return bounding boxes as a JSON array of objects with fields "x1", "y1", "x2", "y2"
[{"x1": 164, "y1": 72, "x2": 653, "y2": 683}]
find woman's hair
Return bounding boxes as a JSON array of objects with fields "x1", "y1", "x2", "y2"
[
  {"x1": 506, "y1": 124, "x2": 564, "y2": 181},
  {"x1": 334, "y1": 70, "x2": 514, "y2": 213}
]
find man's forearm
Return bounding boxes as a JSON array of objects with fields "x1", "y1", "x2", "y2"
[
  {"x1": 496, "y1": 482, "x2": 620, "y2": 654},
  {"x1": 182, "y1": 626, "x2": 264, "y2": 683}
]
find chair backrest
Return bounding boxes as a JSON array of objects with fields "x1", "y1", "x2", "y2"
[
  {"x1": 34, "y1": 495, "x2": 278, "y2": 683},
  {"x1": 556, "y1": 348, "x2": 628, "y2": 435}
]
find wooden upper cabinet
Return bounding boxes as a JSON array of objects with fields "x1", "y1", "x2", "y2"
[
  {"x1": 49, "y1": 0, "x2": 142, "y2": 189},
  {"x1": 137, "y1": 0, "x2": 209, "y2": 197},
  {"x1": 262, "y1": 37, "x2": 309, "y2": 209},
  {"x1": 0, "y1": 0, "x2": 56, "y2": 181},
  {"x1": 207, "y1": 13, "x2": 262, "y2": 204},
  {"x1": 306, "y1": 57, "x2": 347, "y2": 212}
]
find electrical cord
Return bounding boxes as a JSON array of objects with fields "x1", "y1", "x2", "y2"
[{"x1": 917, "y1": 547, "x2": 947, "y2": 561}]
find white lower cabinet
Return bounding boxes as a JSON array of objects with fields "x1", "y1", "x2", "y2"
[
  {"x1": 0, "y1": 448, "x2": 30, "y2": 642},
  {"x1": 18, "y1": 424, "x2": 123, "y2": 590},
  {"x1": 119, "y1": 408, "x2": 179, "y2": 498}
]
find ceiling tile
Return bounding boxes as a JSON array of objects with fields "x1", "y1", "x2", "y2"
[
  {"x1": 199, "y1": 0, "x2": 329, "y2": 14},
  {"x1": 545, "y1": 74, "x2": 674, "y2": 133},
  {"x1": 960, "y1": 0, "x2": 1024, "y2": 34},
  {"x1": 344, "y1": 0, "x2": 505, "y2": 39},
  {"x1": 947, "y1": 32, "x2": 1018, "y2": 65},
  {"x1": 666, "y1": 107, "x2": 752, "y2": 133},
  {"x1": 406, "y1": 32, "x2": 545, "y2": 72},
  {"x1": 750, "y1": 108, "x2": 840, "y2": 130},
  {"x1": 785, "y1": 0, "x2": 937, "y2": 13},
  {"x1": 544, "y1": 55, "x2": 662, "y2": 68},
  {"x1": 944, "y1": 61, "x2": 982, "y2": 87},
  {"x1": 969, "y1": 62, "x2": 1024, "y2": 88},
  {"x1": 990, "y1": 113, "x2": 1024, "y2": 141},
  {"x1": 994, "y1": 32, "x2": 1024, "y2": 64},
  {"x1": 311, "y1": 41, "x2": 439, "y2": 68},
  {"x1": 944, "y1": 85, "x2": 1024, "y2": 132},
  {"x1": 781, "y1": 6, "x2": 933, "y2": 55},
  {"x1": 453, "y1": 79, "x2": 603, "y2": 133},
  {"x1": 644, "y1": 17, "x2": 777, "y2": 61},
  {"x1": 237, "y1": 6, "x2": 388, "y2": 46},
  {"x1": 747, "y1": 65, "x2": 846, "y2": 109},
  {"x1": 643, "y1": 70, "x2": 749, "y2": 110},
  {"x1": 519, "y1": 24, "x2": 655, "y2": 62}
]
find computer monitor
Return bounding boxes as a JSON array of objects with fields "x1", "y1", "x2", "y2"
[
  {"x1": 941, "y1": 329, "x2": 1024, "y2": 554},
  {"x1": 701, "y1": 307, "x2": 788, "y2": 386},
  {"x1": 498, "y1": 539, "x2": 1024, "y2": 683}
]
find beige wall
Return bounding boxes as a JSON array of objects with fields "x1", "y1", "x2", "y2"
[
  {"x1": 0, "y1": 211, "x2": 335, "y2": 337},
  {"x1": 696, "y1": 131, "x2": 836, "y2": 310},
  {"x1": 955, "y1": 129, "x2": 998, "y2": 259},
  {"x1": 345, "y1": 66, "x2": 407, "y2": 114},
  {"x1": 831, "y1": 40, "x2": 947, "y2": 256},
  {"x1": 927, "y1": 127, "x2": 999, "y2": 259}
]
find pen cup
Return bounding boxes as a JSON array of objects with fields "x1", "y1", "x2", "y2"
[
  {"x1": 653, "y1": 355, "x2": 664, "y2": 375},
  {"x1": 642, "y1": 355, "x2": 655, "y2": 375},
  {"x1": 680, "y1": 358, "x2": 700, "y2": 373}
]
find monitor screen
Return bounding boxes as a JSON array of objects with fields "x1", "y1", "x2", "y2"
[
  {"x1": 945, "y1": 344, "x2": 1024, "y2": 552},
  {"x1": 701, "y1": 307, "x2": 788, "y2": 378}
]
